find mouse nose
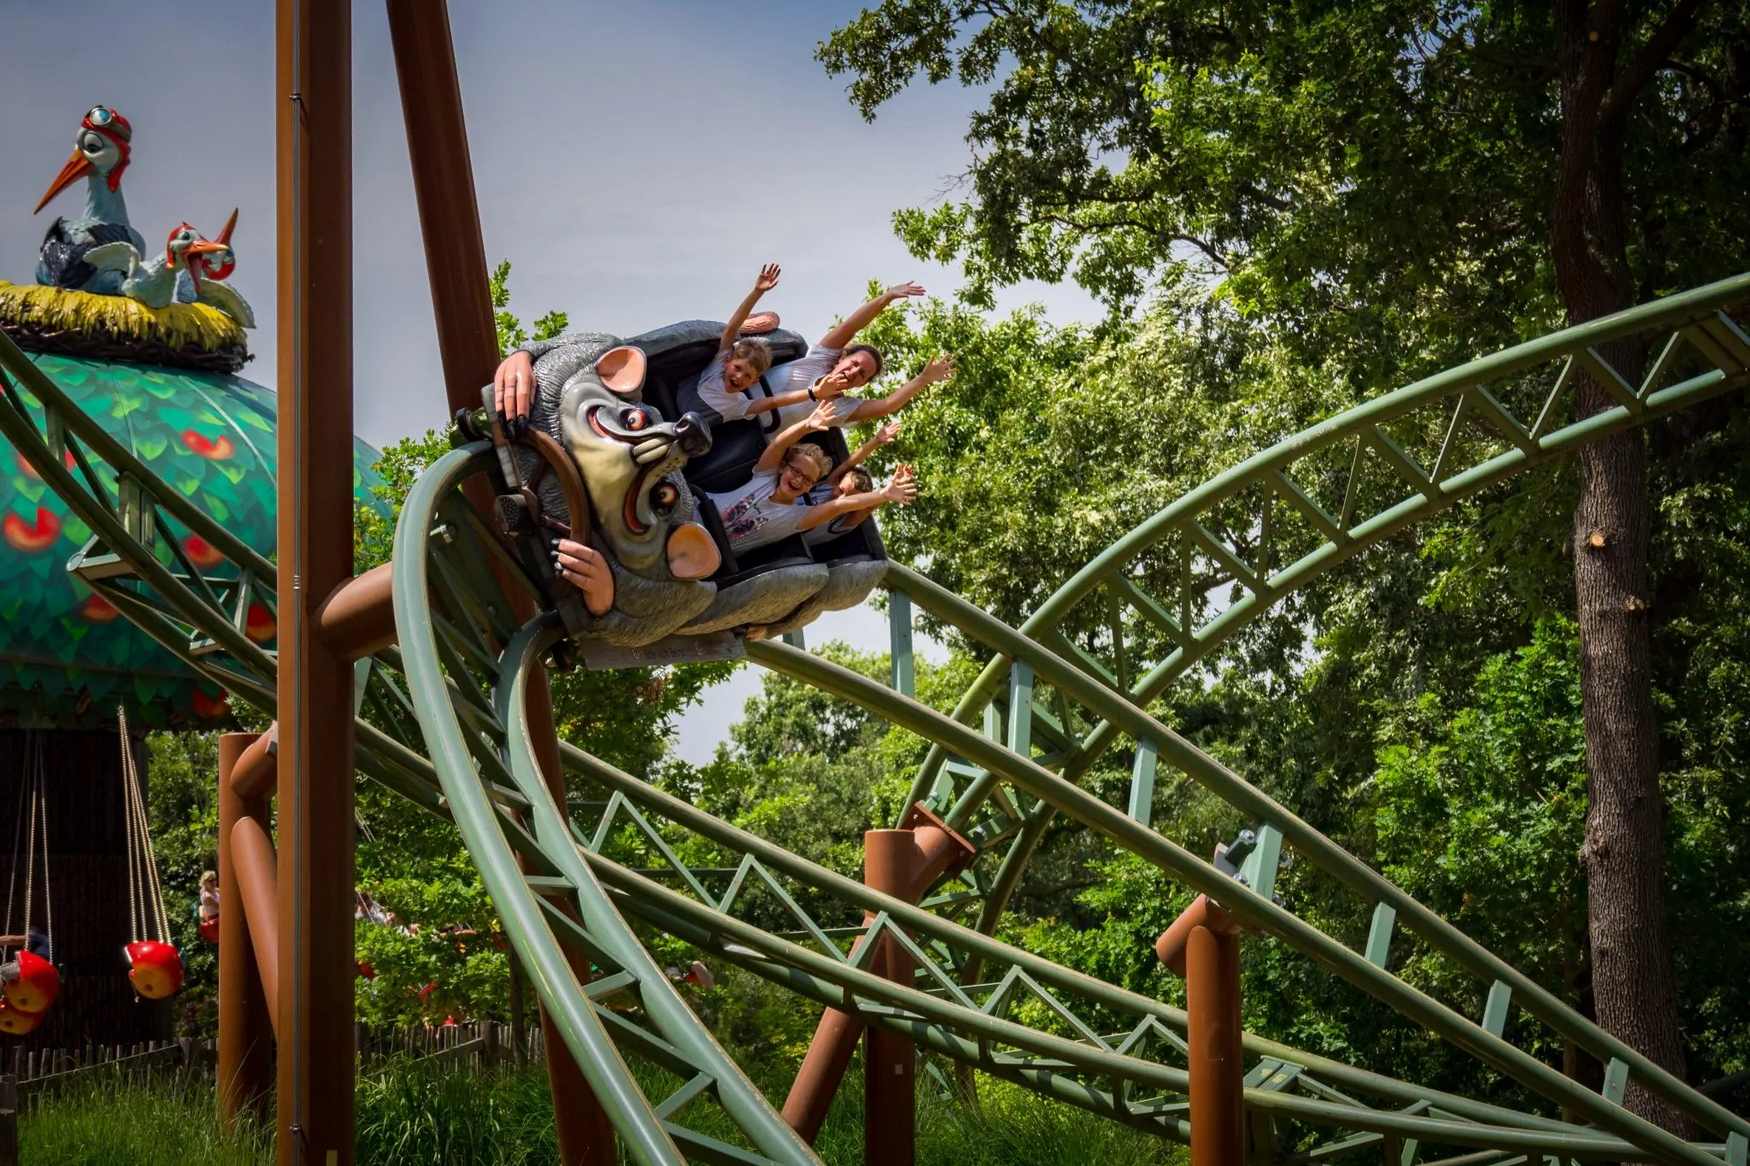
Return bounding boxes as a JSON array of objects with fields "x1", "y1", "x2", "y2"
[{"x1": 675, "y1": 412, "x2": 712, "y2": 458}]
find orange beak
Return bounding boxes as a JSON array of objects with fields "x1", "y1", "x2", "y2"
[
  {"x1": 35, "y1": 150, "x2": 92, "y2": 214},
  {"x1": 182, "y1": 240, "x2": 226, "y2": 283}
]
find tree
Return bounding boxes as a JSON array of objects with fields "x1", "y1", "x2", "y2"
[{"x1": 821, "y1": 1, "x2": 1750, "y2": 1132}]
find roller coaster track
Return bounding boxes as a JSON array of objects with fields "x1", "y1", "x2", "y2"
[{"x1": 0, "y1": 273, "x2": 1744, "y2": 1163}]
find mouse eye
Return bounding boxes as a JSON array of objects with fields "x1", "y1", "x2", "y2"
[
  {"x1": 650, "y1": 481, "x2": 679, "y2": 514},
  {"x1": 621, "y1": 408, "x2": 648, "y2": 431}
]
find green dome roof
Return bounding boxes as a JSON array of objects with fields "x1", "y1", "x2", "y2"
[{"x1": 0, "y1": 351, "x2": 384, "y2": 727}]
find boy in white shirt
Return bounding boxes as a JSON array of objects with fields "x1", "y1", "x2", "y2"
[{"x1": 694, "y1": 262, "x2": 790, "y2": 422}]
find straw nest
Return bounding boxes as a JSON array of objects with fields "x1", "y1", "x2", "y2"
[{"x1": 0, "y1": 281, "x2": 250, "y2": 373}]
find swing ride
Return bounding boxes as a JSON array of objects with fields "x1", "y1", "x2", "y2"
[
  {"x1": 0, "y1": 739, "x2": 58, "y2": 1035},
  {"x1": 117, "y1": 705, "x2": 183, "y2": 1001}
]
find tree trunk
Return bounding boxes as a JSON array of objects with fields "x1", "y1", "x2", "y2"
[{"x1": 1551, "y1": 0, "x2": 1693, "y2": 1140}]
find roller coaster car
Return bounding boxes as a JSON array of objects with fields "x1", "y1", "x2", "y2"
[{"x1": 476, "y1": 321, "x2": 887, "y2": 670}]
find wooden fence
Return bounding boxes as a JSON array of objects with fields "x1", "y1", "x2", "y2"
[{"x1": 0, "y1": 1021, "x2": 539, "y2": 1114}]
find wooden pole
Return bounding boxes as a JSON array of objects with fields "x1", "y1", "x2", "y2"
[
  {"x1": 382, "y1": 3, "x2": 611, "y2": 1161},
  {"x1": 217, "y1": 733, "x2": 273, "y2": 1126},
  {"x1": 276, "y1": 0, "x2": 356, "y2": 1160}
]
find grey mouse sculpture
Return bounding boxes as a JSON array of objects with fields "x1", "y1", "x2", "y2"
[{"x1": 488, "y1": 322, "x2": 836, "y2": 660}]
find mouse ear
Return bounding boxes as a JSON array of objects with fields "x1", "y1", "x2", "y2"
[{"x1": 594, "y1": 346, "x2": 648, "y2": 396}]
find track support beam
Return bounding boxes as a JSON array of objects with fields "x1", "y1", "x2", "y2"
[
  {"x1": 217, "y1": 733, "x2": 273, "y2": 1127},
  {"x1": 864, "y1": 829, "x2": 922, "y2": 1166},
  {"x1": 784, "y1": 804, "x2": 974, "y2": 1144},
  {"x1": 276, "y1": 0, "x2": 357, "y2": 1158},
  {"x1": 1158, "y1": 895, "x2": 1245, "y2": 1166}
]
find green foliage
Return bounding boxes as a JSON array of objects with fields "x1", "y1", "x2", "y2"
[
  {"x1": 489, "y1": 260, "x2": 568, "y2": 358},
  {"x1": 142, "y1": 729, "x2": 222, "y2": 1030},
  {"x1": 822, "y1": 2, "x2": 1748, "y2": 353}
]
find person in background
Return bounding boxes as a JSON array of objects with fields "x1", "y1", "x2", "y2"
[
  {"x1": 0, "y1": 927, "x2": 53, "y2": 988},
  {"x1": 199, "y1": 870, "x2": 220, "y2": 924}
]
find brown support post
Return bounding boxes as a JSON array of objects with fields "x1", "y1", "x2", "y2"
[
  {"x1": 863, "y1": 830, "x2": 920, "y2": 1166},
  {"x1": 382, "y1": 4, "x2": 611, "y2": 1161},
  {"x1": 315, "y1": 564, "x2": 396, "y2": 660},
  {"x1": 217, "y1": 734, "x2": 273, "y2": 1126},
  {"x1": 231, "y1": 725, "x2": 278, "y2": 803},
  {"x1": 1157, "y1": 895, "x2": 1245, "y2": 1166},
  {"x1": 232, "y1": 813, "x2": 284, "y2": 1026},
  {"x1": 783, "y1": 805, "x2": 974, "y2": 1143},
  {"x1": 277, "y1": 0, "x2": 356, "y2": 1161}
]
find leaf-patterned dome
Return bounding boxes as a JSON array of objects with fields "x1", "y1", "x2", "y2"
[{"x1": 0, "y1": 352, "x2": 384, "y2": 727}]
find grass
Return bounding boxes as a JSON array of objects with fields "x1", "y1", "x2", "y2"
[
  {"x1": 20, "y1": 1058, "x2": 1184, "y2": 1165},
  {"x1": 0, "y1": 280, "x2": 244, "y2": 351}
]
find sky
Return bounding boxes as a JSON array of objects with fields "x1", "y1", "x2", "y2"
[{"x1": 0, "y1": 1, "x2": 1102, "y2": 761}]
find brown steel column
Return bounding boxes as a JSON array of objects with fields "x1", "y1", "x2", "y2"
[
  {"x1": 784, "y1": 805, "x2": 974, "y2": 1143},
  {"x1": 232, "y1": 813, "x2": 284, "y2": 1025},
  {"x1": 217, "y1": 733, "x2": 272, "y2": 1127},
  {"x1": 277, "y1": 0, "x2": 356, "y2": 1161},
  {"x1": 863, "y1": 830, "x2": 918, "y2": 1166},
  {"x1": 1158, "y1": 896, "x2": 1244, "y2": 1166},
  {"x1": 383, "y1": 4, "x2": 611, "y2": 1161}
]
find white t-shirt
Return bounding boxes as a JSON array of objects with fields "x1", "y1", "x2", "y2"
[
  {"x1": 695, "y1": 351, "x2": 752, "y2": 422},
  {"x1": 763, "y1": 343, "x2": 867, "y2": 431},
  {"x1": 709, "y1": 469, "x2": 812, "y2": 552},
  {"x1": 801, "y1": 482, "x2": 866, "y2": 544}
]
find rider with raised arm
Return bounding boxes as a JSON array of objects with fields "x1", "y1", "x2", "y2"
[{"x1": 706, "y1": 401, "x2": 918, "y2": 553}]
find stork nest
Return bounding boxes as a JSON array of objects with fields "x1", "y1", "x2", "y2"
[{"x1": 0, "y1": 281, "x2": 250, "y2": 374}]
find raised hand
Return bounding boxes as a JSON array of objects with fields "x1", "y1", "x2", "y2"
[
  {"x1": 921, "y1": 353, "x2": 956, "y2": 384},
  {"x1": 806, "y1": 399, "x2": 845, "y2": 430},
  {"x1": 493, "y1": 350, "x2": 535, "y2": 430},
  {"x1": 884, "y1": 280, "x2": 926, "y2": 300},
  {"x1": 552, "y1": 538, "x2": 614, "y2": 617},
  {"x1": 885, "y1": 464, "x2": 919, "y2": 504},
  {"x1": 754, "y1": 263, "x2": 782, "y2": 294},
  {"x1": 875, "y1": 419, "x2": 903, "y2": 445}
]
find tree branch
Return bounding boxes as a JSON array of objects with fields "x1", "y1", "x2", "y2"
[{"x1": 1602, "y1": 0, "x2": 1709, "y2": 129}]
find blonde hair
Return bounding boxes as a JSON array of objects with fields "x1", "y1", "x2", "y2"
[
  {"x1": 730, "y1": 337, "x2": 773, "y2": 376},
  {"x1": 787, "y1": 443, "x2": 833, "y2": 482},
  {"x1": 200, "y1": 870, "x2": 218, "y2": 887}
]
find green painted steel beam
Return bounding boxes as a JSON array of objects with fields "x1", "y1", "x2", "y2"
[
  {"x1": 391, "y1": 447, "x2": 693, "y2": 1166},
  {"x1": 748, "y1": 637, "x2": 1726, "y2": 1166},
  {"x1": 552, "y1": 734, "x2": 1602, "y2": 1143}
]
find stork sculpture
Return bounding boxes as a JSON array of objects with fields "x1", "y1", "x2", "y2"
[
  {"x1": 84, "y1": 223, "x2": 231, "y2": 314},
  {"x1": 33, "y1": 105, "x2": 146, "y2": 294}
]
